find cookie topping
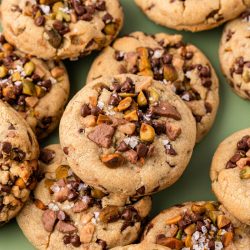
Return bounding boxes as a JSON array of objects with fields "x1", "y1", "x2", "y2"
[
  {"x1": 21, "y1": 0, "x2": 120, "y2": 49},
  {"x1": 38, "y1": 164, "x2": 145, "y2": 248},
  {"x1": 225, "y1": 135, "x2": 250, "y2": 179},
  {"x1": 81, "y1": 77, "x2": 182, "y2": 167},
  {"x1": 155, "y1": 202, "x2": 234, "y2": 250}
]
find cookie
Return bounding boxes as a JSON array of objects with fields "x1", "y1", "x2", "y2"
[
  {"x1": 211, "y1": 128, "x2": 250, "y2": 225},
  {"x1": 1, "y1": 0, "x2": 123, "y2": 60},
  {"x1": 60, "y1": 74, "x2": 196, "y2": 196},
  {"x1": 134, "y1": 0, "x2": 249, "y2": 32},
  {"x1": 87, "y1": 32, "x2": 219, "y2": 142},
  {"x1": 219, "y1": 11, "x2": 250, "y2": 100},
  {"x1": 17, "y1": 144, "x2": 152, "y2": 250},
  {"x1": 0, "y1": 34, "x2": 69, "y2": 139},
  {"x1": 0, "y1": 100, "x2": 39, "y2": 225},
  {"x1": 142, "y1": 201, "x2": 250, "y2": 250},
  {"x1": 113, "y1": 243, "x2": 170, "y2": 250}
]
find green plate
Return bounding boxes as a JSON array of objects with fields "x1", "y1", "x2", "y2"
[{"x1": 1, "y1": 1, "x2": 250, "y2": 249}]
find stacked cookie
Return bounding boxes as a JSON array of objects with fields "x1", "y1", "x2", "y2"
[{"x1": 0, "y1": 0, "x2": 249, "y2": 250}]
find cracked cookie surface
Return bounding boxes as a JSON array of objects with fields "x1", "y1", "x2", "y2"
[
  {"x1": 134, "y1": 0, "x2": 249, "y2": 32},
  {"x1": 211, "y1": 128, "x2": 250, "y2": 225},
  {"x1": 17, "y1": 144, "x2": 152, "y2": 250},
  {"x1": 0, "y1": 34, "x2": 69, "y2": 139},
  {"x1": 87, "y1": 32, "x2": 219, "y2": 142},
  {"x1": 219, "y1": 11, "x2": 250, "y2": 100},
  {"x1": 1, "y1": 0, "x2": 123, "y2": 60},
  {"x1": 0, "y1": 100, "x2": 39, "y2": 224},
  {"x1": 60, "y1": 74, "x2": 196, "y2": 197},
  {"x1": 141, "y1": 201, "x2": 250, "y2": 250}
]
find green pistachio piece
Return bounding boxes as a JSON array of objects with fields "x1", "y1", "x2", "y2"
[
  {"x1": 22, "y1": 80, "x2": 36, "y2": 96},
  {"x1": 45, "y1": 29, "x2": 62, "y2": 49},
  {"x1": 242, "y1": 69, "x2": 250, "y2": 83},
  {"x1": 176, "y1": 229, "x2": 183, "y2": 240},
  {"x1": 164, "y1": 65, "x2": 178, "y2": 82},
  {"x1": 0, "y1": 65, "x2": 8, "y2": 78},
  {"x1": 35, "y1": 85, "x2": 46, "y2": 98},
  {"x1": 104, "y1": 23, "x2": 117, "y2": 36},
  {"x1": 24, "y1": 61, "x2": 35, "y2": 76},
  {"x1": 240, "y1": 166, "x2": 250, "y2": 179}
]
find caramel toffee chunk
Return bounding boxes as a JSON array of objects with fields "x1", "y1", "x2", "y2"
[
  {"x1": 60, "y1": 74, "x2": 196, "y2": 196},
  {"x1": 17, "y1": 144, "x2": 152, "y2": 250},
  {"x1": 1, "y1": 0, "x2": 124, "y2": 60},
  {"x1": 87, "y1": 32, "x2": 219, "y2": 142}
]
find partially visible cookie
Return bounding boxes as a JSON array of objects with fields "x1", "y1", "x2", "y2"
[
  {"x1": 1, "y1": 0, "x2": 123, "y2": 60},
  {"x1": 17, "y1": 144, "x2": 152, "y2": 250},
  {"x1": 60, "y1": 74, "x2": 196, "y2": 197},
  {"x1": 211, "y1": 128, "x2": 250, "y2": 225},
  {"x1": 134, "y1": 0, "x2": 249, "y2": 32},
  {"x1": 219, "y1": 11, "x2": 250, "y2": 100},
  {"x1": 0, "y1": 34, "x2": 69, "y2": 139},
  {"x1": 87, "y1": 32, "x2": 219, "y2": 142},
  {"x1": 0, "y1": 100, "x2": 39, "y2": 225},
  {"x1": 142, "y1": 201, "x2": 250, "y2": 249},
  {"x1": 112, "y1": 243, "x2": 170, "y2": 250}
]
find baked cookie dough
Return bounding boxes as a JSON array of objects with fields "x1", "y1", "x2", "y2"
[
  {"x1": 113, "y1": 243, "x2": 170, "y2": 250},
  {"x1": 1, "y1": 0, "x2": 123, "y2": 60},
  {"x1": 87, "y1": 32, "x2": 219, "y2": 142},
  {"x1": 0, "y1": 100, "x2": 39, "y2": 225},
  {"x1": 134, "y1": 0, "x2": 249, "y2": 32},
  {"x1": 60, "y1": 74, "x2": 196, "y2": 197},
  {"x1": 17, "y1": 144, "x2": 152, "y2": 250},
  {"x1": 142, "y1": 201, "x2": 250, "y2": 250},
  {"x1": 0, "y1": 34, "x2": 69, "y2": 139},
  {"x1": 211, "y1": 128, "x2": 250, "y2": 225},
  {"x1": 219, "y1": 11, "x2": 250, "y2": 100}
]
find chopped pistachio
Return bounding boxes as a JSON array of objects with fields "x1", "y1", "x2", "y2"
[
  {"x1": 184, "y1": 224, "x2": 196, "y2": 235},
  {"x1": 35, "y1": 85, "x2": 46, "y2": 98},
  {"x1": 137, "y1": 91, "x2": 148, "y2": 106},
  {"x1": 185, "y1": 235, "x2": 192, "y2": 247},
  {"x1": 116, "y1": 97, "x2": 132, "y2": 112},
  {"x1": 22, "y1": 80, "x2": 36, "y2": 96},
  {"x1": 140, "y1": 123, "x2": 155, "y2": 142},
  {"x1": 24, "y1": 61, "x2": 35, "y2": 76},
  {"x1": 148, "y1": 87, "x2": 159, "y2": 104},
  {"x1": 124, "y1": 110, "x2": 138, "y2": 121},
  {"x1": 118, "y1": 93, "x2": 137, "y2": 98},
  {"x1": 164, "y1": 65, "x2": 178, "y2": 82},
  {"x1": 104, "y1": 23, "x2": 117, "y2": 36},
  {"x1": 137, "y1": 47, "x2": 151, "y2": 71},
  {"x1": 91, "y1": 188, "x2": 106, "y2": 199},
  {"x1": 99, "y1": 206, "x2": 120, "y2": 223},
  {"x1": 176, "y1": 229, "x2": 183, "y2": 240},
  {"x1": 217, "y1": 214, "x2": 231, "y2": 229},
  {"x1": 240, "y1": 166, "x2": 250, "y2": 179},
  {"x1": 12, "y1": 71, "x2": 21, "y2": 82},
  {"x1": 0, "y1": 65, "x2": 8, "y2": 78},
  {"x1": 55, "y1": 165, "x2": 69, "y2": 179},
  {"x1": 191, "y1": 204, "x2": 206, "y2": 214},
  {"x1": 242, "y1": 69, "x2": 250, "y2": 83},
  {"x1": 52, "y1": 2, "x2": 64, "y2": 13},
  {"x1": 166, "y1": 215, "x2": 182, "y2": 225}
]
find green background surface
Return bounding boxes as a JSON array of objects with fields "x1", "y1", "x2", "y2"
[{"x1": 0, "y1": 1, "x2": 250, "y2": 249}]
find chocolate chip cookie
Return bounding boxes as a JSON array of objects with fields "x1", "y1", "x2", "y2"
[
  {"x1": 0, "y1": 34, "x2": 69, "y2": 139},
  {"x1": 134, "y1": 0, "x2": 249, "y2": 32},
  {"x1": 219, "y1": 11, "x2": 250, "y2": 100},
  {"x1": 1, "y1": 0, "x2": 123, "y2": 60},
  {"x1": 0, "y1": 100, "x2": 39, "y2": 225},
  {"x1": 142, "y1": 201, "x2": 250, "y2": 250},
  {"x1": 211, "y1": 128, "x2": 250, "y2": 225},
  {"x1": 60, "y1": 74, "x2": 196, "y2": 197},
  {"x1": 87, "y1": 32, "x2": 219, "y2": 142},
  {"x1": 17, "y1": 144, "x2": 152, "y2": 250}
]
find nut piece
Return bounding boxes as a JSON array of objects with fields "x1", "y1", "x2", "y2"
[
  {"x1": 124, "y1": 110, "x2": 138, "y2": 121},
  {"x1": 138, "y1": 68, "x2": 154, "y2": 77},
  {"x1": 99, "y1": 206, "x2": 120, "y2": 223},
  {"x1": 137, "y1": 47, "x2": 151, "y2": 71},
  {"x1": 217, "y1": 215, "x2": 231, "y2": 229},
  {"x1": 137, "y1": 91, "x2": 148, "y2": 107},
  {"x1": 55, "y1": 165, "x2": 69, "y2": 179},
  {"x1": 24, "y1": 61, "x2": 35, "y2": 76},
  {"x1": 240, "y1": 166, "x2": 250, "y2": 179},
  {"x1": 91, "y1": 188, "x2": 106, "y2": 199},
  {"x1": 97, "y1": 114, "x2": 112, "y2": 125},
  {"x1": 22, "y1": 80, "x2": 36, "y2": 96},
  {"x1": 163, "y1": 65, "x2": 178, "y2": 82},
  {"x1": 51, "y1": 67, "x2": 65, "y2": 78},
  {"x1": 100, "y1": 153, "x2": 125, "y2": 168},
  {"x1": 148, "y1": 87, "x2": 159, "y2": 103},
  {"x1": 15, "y1": 178, "x2": 26, "y2": 189},
  {"x1": 34, "y1": 199, "x2": 47, "y2": 210},
  {"x1": 156, "y1": 236, "x2": 183, "y2": 249},
  {"x1": 46, "y1": 28, "x2": 62, "y2": 48},
  {"x1": 191, "y1": 204, "x2": 206, "y2": 214},
  {"x1": 222, "y1": 232, "x2": 234, "y2": 247},
  {"x1": 184, "y1": 224, "x2": 196, "y2": 235},
  {"x1": 118, "y1": 123, "x2": 136, "y2": 135},
  {"x1": 140, "y1": 123, "x2": 155, "y2": 142},
  {"x1": 166, "y1": 123, "x2": 181, "y2": 141},
  {"x1": 80, "y1": 223, "x2": 95, "y2": 243},
  {"x1": 116, "y1": 97, "x2": 132, "y2": 112},
  {"x1": 166, "y1": 215, "x2": 182, "y2": 225},
  {"x1": 81, "y1": 115, "x2": 96, "y2": 128},
  {"x1": 0, "y1": 65, "x2": 8, "y2": 78},
  {"x1": 104, "y1": 23, "x2": 117, "y2": 36}
]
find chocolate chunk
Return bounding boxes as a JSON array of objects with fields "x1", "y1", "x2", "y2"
[
  {"x1": 166, "y1": 123, "x2": 181, "y2": 141},
  {"x1": 57, "y1": 210, "x2": 67, "y2": 221},
  {"x1": 70, "y1": 235, "x2": 81, "y2": 247},
  {"x1": 162, "y1": 53, "x2": 173, "y2": 64},
  {"x1": 237, "y1": 135, "x2": 250, "y2": 151},
  {"x1": 39, "y1": 148, "x2": 55, "y2": 164},
  {"x1": 87, "y1": 124, "x2": 115, "y2": 148},
  {"x1": 96, "y1": 1, "x2": 106, "y2": 11},
  {"x1": 125, "y1": 149, "x2": 138, "y2": 164},
  {"x1": 120, "y1": 77, "x2": 134, "y2": 93},
  {"x1": 109, "y1": 93, "x2": 121, "y2": 106},
  {"x1": 151, "y1": 101, "x2": 181, "y2": 120},
  {"x1": 35, "y1": 15, "x2": 45, "y2": 26},
  {"x1": 117, "y1": 141, "x2": 129, "y2": 152},
  {"x1": 45, "y1": 29, "x2": 62, "y2": 49},
  {"x1": 42, "y1": 209, "x2": 58, "y2": 232},
  {"x1": 63, "y1": 147, "x2": 69, "y2": 155},
  {"x1": 1, "y1": 142, "x2": 12, "y2": 154},
  {"x1": 114, "y1": 51, "x2": 124, "y2": 61},
  {"x1": 72, "y1": 199, "x2": 90, "y2": 213},
  {"x1": 54, "y1": 187, "x2": 70, "y2": 203},
  {"x1": 102, "y1": 13, "x2": 113, "y2": 24},
  {"x1": 136, "y1": 143, "x2": 148, "y2": 158},
  {"x1": 63, "y1": 235, "x2": 71, "y2": 245},
  {"x1": 230, "y1": 151, "x2": 245, "y2": 163},
  {"x1": 56, "y1": 221, "x2": 77, "y2": 234},
  {"x1": 136, "y1": 186, "x2": 145, "y2": 195},
  {"x1": 12, "y1": 148, "x2": 26, "y2": 162},
  {"x1": 81, "y1": 104, "x2": 91, "y2": 117},
  {"x1": 152, "y1": 120, "x2": 166, "y2": 135},
  {"x1": 96, "y1": 239, "x2": 107, "y2": 250}
]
